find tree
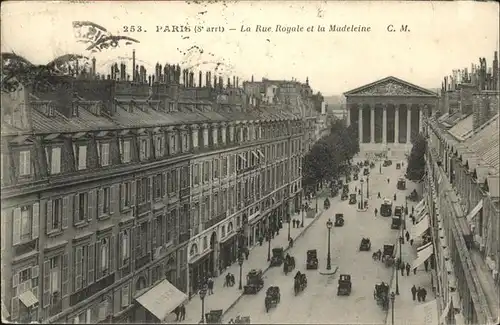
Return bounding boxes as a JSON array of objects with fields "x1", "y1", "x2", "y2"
[{"x1": 406, "y1": 133, "x2": 427, "y2": 181}]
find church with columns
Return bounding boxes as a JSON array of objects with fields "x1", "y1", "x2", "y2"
[{"x1": 344, "y1": 76, "x2": 439, "y2": 155}]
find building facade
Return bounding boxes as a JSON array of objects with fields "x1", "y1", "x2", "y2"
[
  {"x1": 344, "y1": 76, "x2": 439, "y2": 147},
  {"x1": 1, "y1": 54, "x2": 319, "y2": 323},
  {"x1": 423, "y1": 52, "x2": 499, "y2": 325}
]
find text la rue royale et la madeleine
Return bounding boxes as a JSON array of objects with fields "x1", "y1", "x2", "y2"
[{"x1": 241, "y1": 24, "x2": 372, "y2": 33}]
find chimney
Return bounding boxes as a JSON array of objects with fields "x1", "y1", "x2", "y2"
[
  {"x1": 92, "y1": 57, "x2": 96, "y2": 77},
  {"x1": 444, "y1": 76, "x2": 447, "y2": 91},
  {"x1": 132, "y1": 50, "x2": 136, "y2": 81}
]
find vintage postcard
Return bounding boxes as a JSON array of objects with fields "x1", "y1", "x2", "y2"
[{"x1": 1, "y1": 1, "x2": 499, "y2": 325}]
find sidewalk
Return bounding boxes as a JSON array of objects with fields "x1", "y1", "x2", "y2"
[
  {"x1": 179, "y1": 208, "x2": 325, "y2": 323},
  {"x1": 385, "y1": 226, "x2": 435, "y2": 325}
]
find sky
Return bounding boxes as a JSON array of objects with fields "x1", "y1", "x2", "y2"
[{"x1": 1, "y1": 1, "x2": 499, "y2": 96}]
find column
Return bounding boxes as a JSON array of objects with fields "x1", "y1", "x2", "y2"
[
  {"x1": 358, "y1": 106, "x2": 363, "y2": 144},
  {"x1": 370, "y1": 106, "x2": 375, "y2": 143},
  {"x1": 382, "y1": 105, "x2": 387, "y2": 144},
  {"x1": 395, "y1": 105, "x2": 399, "y2": 143},
  {"x1": 347, "y1": 106, "x2": 351, "y2": 127},
  {"x1": 419, "y1": 106, "x2": 423, "y2": 133},
  {"x1": 406, "y1": 107, "x2": 411, "y2": 144}
]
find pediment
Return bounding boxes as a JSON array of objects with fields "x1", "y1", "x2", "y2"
[{"x1": 344, "y1": 76, "x2": 438, "y2": 97}]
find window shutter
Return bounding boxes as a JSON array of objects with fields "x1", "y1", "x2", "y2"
[
  {"x1": 42, "y1": 260, "x2": 51, "y2": 308},
  {"x1": 118, "y1": 232, "x2": 123, "y2": 268},
  {"x1": 161, "y1": 173, "x2": 165, "y2": 197},
  {"x1": 109, "y1": 235, "x2": 115, "y2": 273},
  {"x1": 98, "y1": 189, "x2": 104, "y2": 217},
  {"x1": 152, "y1": 219, "x2": 157, "y2": 252},
  {"x1": 110, "y1": 185, "x2": 118, "y2": 215},
  {"x1": 120, "y1": 184, "x2": 125, "y2": 210},
  {"x1": 134, "y1": 225, "x2": 141, "y2": 258},
  {"x1": 62, "y1": 196, "x2": 70, "y2": 229},
  {"x1": 130, "y1": 180, "x2": 136, "y2": 207},
  {"x1": 31, "y1": 202, "x2": 40, "y2": 240},
  {"x1": 62, "y1": 253, "x2": 69, "y2": 297},
  {"x1": 121, "y1": 285, "x2": 129, "y2": 308},
  {"x1": 88, "y1": 243, "x2": 95, "y2": 285},
  {"x1": 12, "y1": 272, "x2": 19, "y2": 288},
  {"x1": 11, "y1": 297, "x2": 19, "y2": 320},
  {"x1": 164, "y1": 172, "x2": 169, "y2": 196},
  {"x1": 13, "y1": 208, "x2": 21, "y2": 245},
  {"x1": 148, "y1": 176, "x2": 153, "y2": 202},
  {"x1": 147, "y1": 220, "x2": 152, "y2": 253},
  {"x1": 75, "y1": 246, "x2": 83, "y2": 291},
  {"x1": 89, "y1": 190, "x2": 96, "y2": 221},
  {"x1": 73, "y1": 194, "x2": 80, "y2": 223}
]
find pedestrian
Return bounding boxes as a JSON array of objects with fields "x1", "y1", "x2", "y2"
[
  {"x1": 387, "y1": 178, "x2": 390, "y2": 184},
  {"x1": 414, "y1": 265, "x2": 417, "y2": 275},
  {"x1": 424, "y1": 259, "x2": 429, "y2": 272},
  {"x1": 417, "y1": 287, "x2": 422, "y2": 302},
  {"x1": 421, "y1": 288, "x2": 427, "y2": 301},
  {"x1": 411, "y1": 214, "x2": 415, "y2": 225},
  {"x1": 374, "y1": 208, "x2": 378, "y2": 216},
  {"x1": 405, "y1": 230, "x2": 410, "y2": 242},
  {"x1": 207, "y1": 277, "x2": 214, "y2": 295},
  {"x1": 412, "y1": 206, "x2": 415, "y2": 214},
  {"x1": 180, "y1": 304, "x2": 186, "y2": 321},
  {"x1": 378, "y1": 192, "x2": 381, "y2": 198},
  {"x1": 411, "y1": 285, "x2": 417, "y2": 301},
  {"x1": 406, "y1": 262, "x2": 411, "y2": 276},
  {"x1": 400, "y1": 262, "x2": 405, "y2": 276},
  {"x1": 258, "y1": 236, "x2": 263, "y2": 246},
  {"x1": 174, "y1": 306, "x2": 180, "y2": 321},
  {"x1": 393, "y1": 193, "x2": 397, "y2": 201},
  {"x1": 224, "y1": 273, "x2": 230, "y2": 287},
  {"x1": 230, "y1": 273, "x2": 235, "y2": 286},
  {"x1": 292, "y1": 220, "x2": 296, "y2": 228},
  {"x1": 245, "y1": 248, "x2": 249, "y2": 260},
  {"x1": 410, "y1": 238, "x2": 414, "y2": 246}
]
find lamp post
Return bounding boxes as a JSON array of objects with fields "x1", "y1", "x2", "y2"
[
  {"x1": 360, "y1": 178, "x2": 364, "y2": 209},
  {"x1": 199, "y1": 284, "x2": 208, "y2": 323},
  {"x1": 287, "y1": 213, "x2": 291, "y2": 240},
  {"x1": 267, "y1": 229, "x2": 271, "y2": 261},
  {"x1": 238, "y1": 254, "x2": 244, "y2": 290},
  {"x1": 366, "y1": 176, "x2": 369, "y2": 198},
  {"x1": 301, "y1": 204, "x2": 305, "y2": 228},
  {"x1": 390, "y1": 292, "x2": 396, "y2": 325},
  {"x1": 326, "y1": 218, "x2": 333, "y2": 270}
]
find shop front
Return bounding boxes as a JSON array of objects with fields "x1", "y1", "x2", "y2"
[
  {"x1": 188, "y1": 248, "x2": 212, "y2": 297},
  {"x1": 249, "y1": 212, "x2": 266, "y2": 246},
  {"x1": 219, "y1": 228, "x2": 240, "y2": 269}
]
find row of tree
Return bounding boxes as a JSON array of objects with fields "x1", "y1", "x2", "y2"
[
  {"x1": 405, "y1": 132, "x2": 428, "y2": 182},
  {"x1": 302, "y1": 119, "x2": 360, "y2": 191}
]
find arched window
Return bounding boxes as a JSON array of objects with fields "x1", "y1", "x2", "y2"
[
  {"x1": 228, "y1": 222, "x2": 234, "y2": 233},
  {"x1": 190, "y1": 244, "x2": 198, "y2": 256},
  {"x1": 221, "y1": 225, "x2": 226, "y2": 237},
  {"x1": 203, "y1": 237, "x2": 208, "y2": 250}
]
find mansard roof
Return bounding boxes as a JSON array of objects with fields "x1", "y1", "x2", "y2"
[
  {"x1": 448, "y1": 114, "x2": 474, "y2": 140},
  {"x1": 344, "y1": 76, "x2": 439, "y2": 97}
]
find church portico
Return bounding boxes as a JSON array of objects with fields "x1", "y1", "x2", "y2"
[{"x1": 344, "y1": 77, "x2": 438, "y2": 156}]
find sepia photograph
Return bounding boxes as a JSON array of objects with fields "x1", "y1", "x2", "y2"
[{"x1": 1, "y1": 1, "x2": 499, "y2": 325}]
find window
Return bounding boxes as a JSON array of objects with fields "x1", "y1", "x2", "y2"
[
  {"x1": 19, "y1": 150, "x2": 31, "y2": 176},
  {"x1": 74, "y1": 245, "x2": 89, "y2": 291},
  {"x1": 139, "y1": 137, "x2": 149, "y2": 161},
  {"x1": 203, "y1": 161, "x2": 210, "y2": 182},
  {"x1": 154, "y1": 136, "x2": 163, "y2": 158},
  {"x1": 20, "y1": 206, "x2": 32, "y2": 239},
  {"x1": 50, "y1": 198, "x2": 62, "y2": 231},
  {"x1": 193, "y1": 164, "x2": 200, "y2": 185},
  {"x1": 120, "y1": 140, "x2": 131, "y2": 163},
  {"x1": 156, "y1": 216, "x2": 164, "y2": 246},
  {"x1": 19, "y1": 268, "x2": 31, "y2": 283},
  {"x1": 99, "y1": 142, "x2": 110, "y2": 167},
  {"x1": 50, "y1": 256, "x2": 60, "y2": 293},
  {"x1": 120, "y1": 230, "x2": 130, "y2": 267},
  {"x1": 213, "y1": 159, "x2": 219, "y2": 179},
  {"x1": 73, "y1": 145, "x2": 87, "y2": 170},
  {"x1": 137, "y1": 177, "x2": 150, "y2": 203},
  {"x1": 100, "y1": 238, "x2": 109, "y2": 274},
  {"x1": 100, "y1": 188, "x2": 110, "y2": 214},
  {"x1": 154, "y1": 174, "x2": 163, "y2": 199},
  {"x1": 212, "y1": 194, "x2": 218, "y2": 217},
  {"x1": 51, "y1": 147, "x2": 61, "y2": 174},
  {"x1": 180, "y1": 167, "x2": 189, "y2": 189},
  {"x1": 78, "y1": 193, "x2": 87, "y2": 221},
  {"x1": 121, "y1": 182, "x2": 132, "y2": 208},
  {"x1": 221, "y1": 157, "x2": 228, "y2": 177},
  {"x1": 182, "y1": 134, "x2": 188, "y2": 152},
  {"x1": 121, "y1": 285, "x2": 130, "y2": 309}
]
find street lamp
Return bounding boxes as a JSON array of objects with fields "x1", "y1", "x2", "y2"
[
  {"x1": 326, "y1": 218, "x2": 333, "y2": 270},
  {"x1": 390, "y1": 292, "x2": 396, "y2": 325},
  {"x1": 199, "y1": 284, "x2": 208, "y2": 323},
  {"x1": 238, "y1": 254, "x2": 244, "y2": 290},
  {"x1": 267, "y1": 229, "x2": 271, "y2": 261},
  {"x1": 301, "y1": 204, "x2": 305, "y2": 228},
  {"x1": 360, "y1": 178, "x2": 364, "y2": 209}
]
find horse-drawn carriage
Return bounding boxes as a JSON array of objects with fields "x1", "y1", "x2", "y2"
[
  {"x1": 306, "y1": 249, "x2": 318, "y2": 270},
  {"x1": 264, "y1": 286, "x2": 281, "y2": 312},
  {"x1": 283, "y1": 254, "x2": 296, "y2": 275},
  {"x1": 337, "y1": 274, "x2": 352, "y2": 296},
  {"x1": 359, "y1": 237, "x2": 371, "y2": 251},
  {"x1": 380, "y1": 199, "x2": 393, "y2": 217},
  {"x1": 397, "y1": 177, "x2": 406, "y2": 190},
  {"x1": 383, "y1": 159, "x2": 392, "y2": 167},
  {"x1": 373, "y1": 282, "x2": 390, "y2": 310},
  {"x1": 243, "y1": 269, "x2": 264, "y2": 294},
  {"x1": 294, "y1": 272, "x2": 307, "y2": 295},
  {"x1": 205, "y1": 309, "x2": 223, "y2": 324},
  {"x1": 349, "y1": 194, "x2": 357, "y2": 205},
  {"x1": 334, "y1": 213, "x2": 344, "y2": 227},
  {"x1": 381, "y1": 245, "x2": 395, "y2": 267},
  {"x1": 270, "y1": 248, "x2": 284, "y2": 267}
]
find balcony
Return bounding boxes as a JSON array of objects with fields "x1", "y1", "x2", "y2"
[
  {"x1": 204, "y1": 212, "x2": 227, "y2": 229},
  {"x1": 70, "y1": 273, "x2": 115, "y2": 306},
  {"x1": 135, "y1": 253, "x2": 151, "y2": 270}
]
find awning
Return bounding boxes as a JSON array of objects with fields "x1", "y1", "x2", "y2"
[
  {"x1": 252, "y1": 151, "x2": 259, "y2": 159},
  {"x1": 136, "y1": 279, "x2": 188, "y2": 321},
  {"x1": 19, "y1": 290, "x2": 38, "y2": 307},
  {"x1": 411, "y1": 214, "x2": 430, "y2": 239},
  {"x1": 414, "y1": 199, "x2": 425, "y2": 211},
  {"x1": 257, "y1": 150, "x2": 265, "y2": 158},
  {"x1": 418, "y1": 241, "x2": 433, "y2": 253},
  {"x1": 416, "y1": 207, "x2": 428, "y2": 223},
  {"x1": 413, "y1": 299, "x2": 438, "y2": 325},
  {"x1": 189, "y1": 249, "x2": 212, "y2": 265},
  {"x1": 413, "y1": 243, "x2": 434, "y2": 269},
  {"x1": 466, "y1": 200, "x2": 483, "y2": 222},
  {"x1": 238, "y1": 154, "x2": 247, "y2": 162},
  {"x1": 439, "y1": 297, "x2": 451, "y2": 324}
]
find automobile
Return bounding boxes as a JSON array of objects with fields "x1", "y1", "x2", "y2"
[
  {"x1": 394, "y1": 206, "x2": 403, "y2": 217},
  {"x1": 337, "y1": 274, "x2": 352, "y2": 296},
  {"x1": 334, "y1": 213, "x2": 344, "y2": 227},
  {"x1": 349, "y1": 194, "x2": 357, "y2": 205},
  {"x1": 391, "y1": 216, "x2": 402, "y2": 229},
  {"x1": 397, "y1": 178, "x2": 406, "y2": 190},
  {"x1": 380, "y1": 199, "x2": 392, "y2": 217}
]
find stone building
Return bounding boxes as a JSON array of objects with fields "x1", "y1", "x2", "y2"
[
  {"x1": 1, "y1": 52, "x2": 318, "y2": 323},
  {"x1": 423, "y1": 52, "x2": 499, "y2": 325}
]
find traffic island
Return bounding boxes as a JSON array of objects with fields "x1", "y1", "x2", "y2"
[{"x1": 319, "y1": 265, "x2": 339, "y2": 275}]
